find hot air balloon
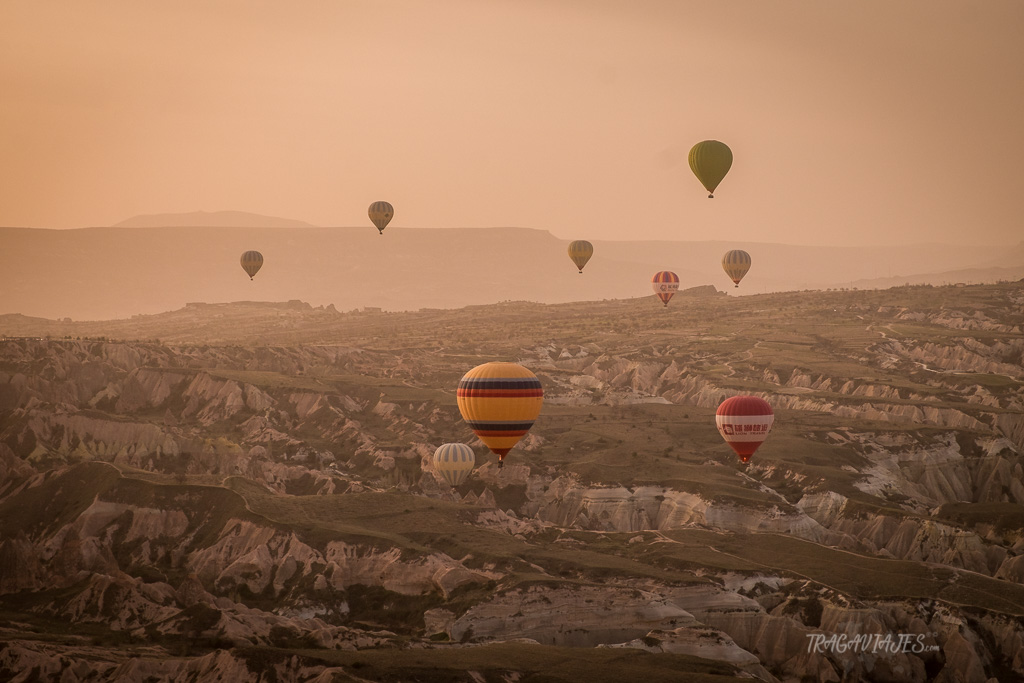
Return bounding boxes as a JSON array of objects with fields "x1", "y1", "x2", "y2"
[
  {"x1": 688, "y1": 140, "x2": 733, "y2": 198},
  {"x1": 651, "y1": 271, "x2": 680, "y2": 306},
  {"x1": 716, "y1": 396, "x2": 774, "y2": 463},
  {"x1": 368, "y1": 201, "x2": 394, "y2": 235},
  {"x1": 722, "y1": 250, "x2": 751, "y2": 288},
  {"x1": 433, "y1": 443, "x2": 476, "y2": 486},
  {"x1": 240, "y1": 251, "x2": 263, "y2": 280},
  {"x1": 567, "y1": 240, "x2": 594, "y2": 274},
  {"x1": 456, "y1": 362, "x2": 543, "y2": 468}
]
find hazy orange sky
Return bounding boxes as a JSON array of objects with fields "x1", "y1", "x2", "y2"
[{"x1": 2, "y1": 1, "x2": 1022, "y2": 246}]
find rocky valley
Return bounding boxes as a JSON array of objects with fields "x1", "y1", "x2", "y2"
[{"x1": 2, "y1": 282, "x2": 1024, "y2": 682}]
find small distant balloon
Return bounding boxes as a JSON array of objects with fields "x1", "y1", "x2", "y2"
[
  {"x1": 716, "y1": 396, "x2": 774, "y2": 463},
  {"x1": 368, "y1": 201, "x2": 394, "y2": 235},
  {"x1": 722, "y1": 250, "x2": 751, "y2": 288},
  {"x1": 433, "y1": 443, "x2": 476, "y2": 486},
  {"x1": 688, "y1": 140, "x2": 733, "y2": 198},
  {"x1": 240, "y1": 251, "x2": 263, "y2": 280},
  {"x1": 651, "y1": 271, "x2": 680, "y2": 306},
  {"x1": 567, "y1": 240, "x2": 594, "y2": 273}
]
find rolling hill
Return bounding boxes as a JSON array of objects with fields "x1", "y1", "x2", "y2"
[{"x1": 2, "y1": 282, "x2": 1024, "y2": 680}]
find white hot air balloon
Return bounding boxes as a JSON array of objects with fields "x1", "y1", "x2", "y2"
[{"x1": 433, "y1": 443, "x2": 476, "y2": 486}]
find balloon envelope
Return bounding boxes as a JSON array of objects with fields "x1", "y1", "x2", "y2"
[
  {"x1": 368, "y1": 201, "x2": 394, "y2": 234},
  {"x1": 567, "y1": 240, "x2": 594, "y2": 273},
  {"x1": 688, "y1": 140, "x2": 733, "y2": 198},
  {"x1": 651, "y1": 271, "x2": 680, "y2": 306},
  {"x1": 456, "y1": 362, "x2": 543, "y2": 464},
  {"x1": 240, "y1": 251, "x2": 263, "y2": 280},
  {"x1": 722, "y1": 250, "x2": 751, "y2": 287},
  {"x1": 716, "y1": 396, "x2": 774, "y2": 463},
  {"x1": 433, "y1": 443, "x2": 476, "y2": 486}
]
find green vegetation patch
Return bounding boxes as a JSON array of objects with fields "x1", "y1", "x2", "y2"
[
  {"x1": 217, "y1": 484, "x2": 715, "y2": 588},
  {"x1": 533, "y1": 405, "x2": 789, "y2": 507},
  {"x1": 0, "y1": 462, "x2": 121, "y2": 538},
  {"x1": 206, "y1": 368, "x2": 332, "y2": 392},
  {"x1": 0, "y1": 608, "x2": 136, "y2": 649},
  {"x1": 240, "y1": 642, "x2": 746, "y2": 683},
  {"x1": 936, "y1": 502, "x2": 1024, "y2": 533},
  {"x1": 662, "y1": 530, "x2": 1024, "y2": 616},
  {"x1": 940, "y1": 373, "x2": 1021, "y2": 390}
]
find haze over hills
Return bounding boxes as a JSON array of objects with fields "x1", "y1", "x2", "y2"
[
  {"x1": 2, "y1": 216, "x2": 1022, "y2": 321},
  {"x1": 111, "y1": 210, "x2": 318, "y2": 229}
]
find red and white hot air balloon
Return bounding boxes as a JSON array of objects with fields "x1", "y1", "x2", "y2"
[
  {"x1": 651, "y1": 271, "x2": 680, "y2": 306},
  {"x1": 716, "y1": 396, "x2": 774, "y2": 463}
]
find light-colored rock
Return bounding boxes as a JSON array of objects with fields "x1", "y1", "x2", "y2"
[{"x1": 450, "y1": 586, "x2": 695, "y2": 647}]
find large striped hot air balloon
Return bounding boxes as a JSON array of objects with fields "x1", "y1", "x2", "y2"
[
  {"x1": 651, "y1": 271, "x2": 680, "y2": 306},
  {"x1": 433, "y1": 443, "x2": 476, "y2": 486},
  {"x1": 240, "y1": 251, "x2": 263, "y2": 280},
  {"x1": 688, "y1": 140, "x2": 733, "y2": 198},
  {"x1": 567, "y1": 240, "x2": 594, "y2": 274},
  {"x1": 456, "y1": 362, "x2": 543, "y2": 468},
  {"x1": 722, "y1": 250, "x2": 751, "y2": 288},
  {"x1": 716, "y1": 396, "x2": 774, "y2": 463},
  {"x1": 368, "y1": 201, "x2": 394, "y2": 235}
]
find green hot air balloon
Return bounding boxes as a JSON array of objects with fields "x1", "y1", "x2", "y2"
[
  {"x1": 368, "y1": 201, "x2": 394, "y2": 235},
  {"x1": 688, "y1": 140, "x2": 733, "y2": 198},
  {"x1": 567, "y1": 240, "x2": 594, "y2": 273},
  {"x1": 240, "y1": 251, "x2": 263, "y2": 280}
]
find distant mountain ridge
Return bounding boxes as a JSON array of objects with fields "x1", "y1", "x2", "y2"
[
  {"x1": 1, "y1": 225, "x2": 1021, "y2": 320},
  {"x1": 112, "y1": 210, "x2": 318, "y2": 228}
]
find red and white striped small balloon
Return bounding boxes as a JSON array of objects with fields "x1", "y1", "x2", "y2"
[
  {"x1": 716, "y1": 396, "x2": 774, "y2": 463},
  {"x1": 651, "y1": 271, "x2": 680, "y2": 306}
]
